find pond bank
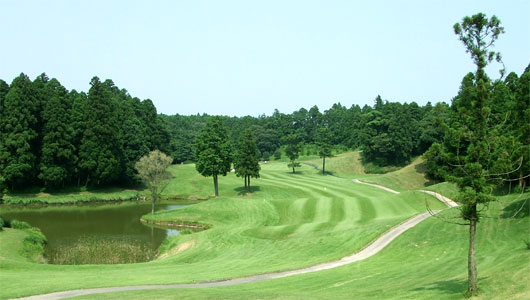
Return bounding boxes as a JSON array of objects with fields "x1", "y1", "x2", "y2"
[
  {"x1": 140, "y1": 218, "x2": 210, "y2": 230},
  {"x1": 1, "y1": 195, "x2": 208, "y2": 207},
  {"x1": 0, "y1": 201, "x2": 197, "y2": 265}
]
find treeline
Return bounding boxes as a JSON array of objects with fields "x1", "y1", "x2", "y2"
[
  {"x1": 0, "y1": 73, "x2": 169, "y2": 190},
  {"x1": 2, "y1": 65, "x2": 527, "y2": 191},
  {"x1": 424, "y1": 65, "x2": 530, "y2": 188},
  {"x1": 162, "y1": 100, "x2": 447, "y2": 167}
]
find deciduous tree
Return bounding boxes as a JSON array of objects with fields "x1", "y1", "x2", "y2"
[{"x1": 135, "y1": 150, "x2": 172, "y2": 214}]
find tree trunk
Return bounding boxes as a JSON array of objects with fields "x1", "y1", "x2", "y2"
[
  {"x1": 292, "y1": 166, "x2": 295, "y2": 173},
  {"x1": 213, "y1": 174, "x2": 219, "y2": 197},
  {"x1": 151, "y1": 195, "x2": 155, "y2": 214},
  {"x1": 468, "y1": 207, "x2": 478, "y2": 294},
  {"x1": 322, "y1": 157, "x2": 326, "y2": 174},
  {"x1": 247, "y1": 176, "x2": 251, "y2": 193},
  {"x1": 244, "y1": 175, "x2": 247, "y2": 192},
  {"x1": 84, "y1": 175, "x2": 90, "y2": 188}
]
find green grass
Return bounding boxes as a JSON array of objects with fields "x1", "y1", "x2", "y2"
[
  {"x1": 0, "y1": 158, "x2": 528, "y2": 300},
  {"x1": 305, "y1": 151, "x2": 365, "y2": 177},
  {"x1": 0, "y1": 162, "x2": 447, "y2": 299},
  {"x1": 1, "y1": 164, "x2": 212, "y2": 205},
  {"x1": 2, "y1": 187, "x2": 143, "y2": 205},
  {"x1": 304, "y1": 151, "x2": 435, "y2": 192},
  {"x1": 358, "y1": 157, "x2": 435, "y2": 192},
  {"x1": 73, "y1": 193, "x2": 530, "y2": 300}
]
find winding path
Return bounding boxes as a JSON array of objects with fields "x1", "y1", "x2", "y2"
[{"x1": 15, "y1": 181, "x2": 456, "y2": 300}]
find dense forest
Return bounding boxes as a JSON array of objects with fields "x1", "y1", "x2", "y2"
[
  {"x1": 0, "y1": 73, "x2": 169, "y2": 190},
  {"x1": 0, "y1": 64, "x2": 528, "y2": 191}
]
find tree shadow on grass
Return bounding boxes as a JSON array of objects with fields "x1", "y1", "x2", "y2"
[
  {"x1": 233, "y1": 186, "x2": 261, "y2": 196},
  {"x1": 502, "y1": 197, "x2": 529, "y2": 219},
  {"x1": 414, "y1": 162, "x2": 436, "y2": 187},
  {"x1": 411, "y1": 279, "x2": 467, "y2": 296},
  {"x1": 284, "y1": 171, "x2": 307, "y2": 175},
  {"x1": 412, "y1": 277, "x2": 489, "y2": 296}
]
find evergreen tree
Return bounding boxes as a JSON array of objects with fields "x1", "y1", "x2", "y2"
[
  {"x1": 449, "y1": 13, "x2": 506, "y2": 294},
  {"x1": 234, "y1": 129, "x2": 260, "y2": 193},
  {"x1": 284, "y1": 133, "x2": 302, "y2": 173},
  {"x1": 512, "y1": 70, "x2": 530, "y2": 187},
  {"x1": 69, "y1": 90, "x2": 87, "y2": 185},
  {"x1": 316, "y1": 127, "x2": 333, "y2": 174},
  {"x1": 77, "y1": 77, "x2": 122, "y2": 186},
  {"x1": 195, "y1": 116, "x2": 232, "y2": 196},
  {"x1": 118, "y1": 95, "x2": 150, "y2": 185},
  {"x1": 0, "y1": 79, "x2": 8, "y2": 112},
  {"x1": 0, "y1": 73, "x2": 39, "y2": 189},
  {"x1": 138, "y1": 99, "x2": 170, "y2": 153},
  {"x1": 39, "y1": 78, "x2": 76, "y2": 188}
]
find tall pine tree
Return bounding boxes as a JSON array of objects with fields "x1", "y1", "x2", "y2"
[
  {"x1": 77, "y1": 77, "x2": 122, "y2": 186},
  {"x1": 234, "y1": 129, "x2": 260, "y2": 193},
  {"x1": 39, "y1": 78, "x2": 76, "y2": 188},
  {"x1": 0, "y1": 73, "x2": 39, "y2": 189}
]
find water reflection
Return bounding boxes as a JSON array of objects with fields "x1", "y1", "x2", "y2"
[{"x1": 0, "y1": 201, "x2": 187, "y2": 261}]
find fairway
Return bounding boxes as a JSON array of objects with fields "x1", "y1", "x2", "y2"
[{"x1": 0, "y1": 162, "x2": 450, "y2": 299}]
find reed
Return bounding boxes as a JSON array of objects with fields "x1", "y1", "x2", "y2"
[{"x1": 47, "y1": 236, "x2": 155, "y2": 265}]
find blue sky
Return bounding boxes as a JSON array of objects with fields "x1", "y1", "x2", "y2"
[{"x1": 1, "y1": 0, "x2": 529, "y2": 116}]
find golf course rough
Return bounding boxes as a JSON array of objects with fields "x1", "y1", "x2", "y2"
[{"x1": 1, "y1": 161, "x2": 528, "y2": 300}]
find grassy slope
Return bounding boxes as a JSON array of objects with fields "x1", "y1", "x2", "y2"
[
  {"x1": 74, "y1": 193, "x2": 530, "y2": 300},
  {"x1": 1, "y1": 164, "x2": 212, "y2": 204},
  {"x1": 358, "y1": 157, "x2": 434, "y2": 192},
  {"x1": 307, "y1": 151, "x2": 450, "y2": 193},
  {"x1": 0, "y1": 162, "x2": 445, "y2": 299},
  {"x1": 2, "y1": 155, "x2": 528, "y2": 299},
  {"x1": 305, "y1": 151, "x2": 365, "y2": 177}
]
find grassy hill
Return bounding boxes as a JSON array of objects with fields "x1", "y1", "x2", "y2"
[
  {"x1": 73, "y1": 193, "x2": 530, "y2": 300},
  {"x1": 1, "y1": 157, "x2": 528, "y2": 299}
]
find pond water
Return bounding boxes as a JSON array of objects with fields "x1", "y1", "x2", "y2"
[{"x1": 0, "y1": 201, "x2": 187, "y2": 263}]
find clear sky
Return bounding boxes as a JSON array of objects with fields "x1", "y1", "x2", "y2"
[{"x1": 1, "y1": 0, "x2": 529, "y2": 116}]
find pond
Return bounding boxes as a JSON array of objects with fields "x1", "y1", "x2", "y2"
[{"x1": 0, "y1": 201, "x2": 188, "y2": 264}]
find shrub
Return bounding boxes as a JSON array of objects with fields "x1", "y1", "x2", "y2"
[
  {"x1": 0, "y1": 217, "x2": 4, "y2": 231},
  {"x1": 262, "y1": 151, "x2": 270, "y2": 161},
  {"x1": 180, "y1": 228, "x2": 193, "y2": 235},
  {"x1": 273, "y1": 149, "x2": 281, "y2": 160},
  {"x1": 10, "y1": 220, "x2": 31, "y2": 229}
]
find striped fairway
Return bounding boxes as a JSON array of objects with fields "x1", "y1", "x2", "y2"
[{"x1": 0, "y1": 163, "x2": 449, "y2": 300}]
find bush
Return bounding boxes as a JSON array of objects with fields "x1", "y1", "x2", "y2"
[
  {"x1": 273, "y1": 149, "x2": 281, "y2": 160},
  {"x1": 0, "y1": 217, "x2": 4, "y2": 231},
  {"x1": 24, "y1": 229, "x2": 47, "y2": 245},
  {"x1": 10, "y1": 220, "x2": 31, "y2": 229},
  {"x1": 180, "y1": 228, "x2": 193, "y2": 235},
  {"x1": 262, "y1": 151, "x2": 270, "y2": 161}
]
